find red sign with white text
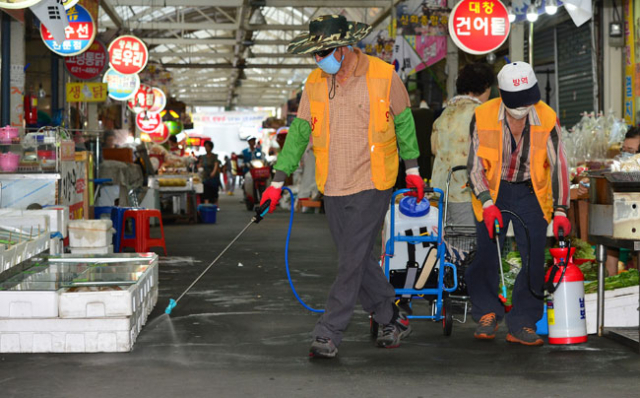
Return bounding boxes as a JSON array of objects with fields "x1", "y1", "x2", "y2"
[
  {"x1": 127, "y1": 84, "x2": 154, "y2": 113},
  {"x1": 108, "y1": 35, "x2": 148, "y2": 75},
  {"x1": 148, "y1": 123, "x2": 170, "y2": 144},
  {"x1": 448, "y1": 0, "x2": 510, "y2": 55},
  {"x1": 136, "y1": 112, "x2": 162, "y2": 133},
  {"x1": 64, "y1": 40, "x2": 108, "y2": 80}
]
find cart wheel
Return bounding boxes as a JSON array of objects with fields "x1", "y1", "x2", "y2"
[
  {"x1": 370, "y1": 315, "x2": 379, "y2": 338},
  {"x1": 442, "y1": 298, "x2": 453, "y2": 336}
]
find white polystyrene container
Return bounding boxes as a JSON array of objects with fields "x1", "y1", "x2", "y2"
[
  {"x1": 68, "y1": 220, "x2": 114, "y2": 248},
  {"x1": 69, "y1": 245, "x2": 114, "y2": 255},
  {"x1": 383, "y1": 201, "x2": 439, "y2": 271},
  {"x1": 584, "y1": 286, "x2": 639, "y2": 334},
  {"x1": 29, "y1": 206, "x2": 69, "y2": 238},
  {"x1": 0, "y1": 291, "x2": 59, "y2": 318}
]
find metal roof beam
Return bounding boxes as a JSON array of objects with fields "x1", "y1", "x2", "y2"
[
  {"x1": 263, "y1": 0, "x2": 389, "y2": 6},
  {"x1": 102, "y1": 21, "x2": 241, "y2": 30},
  {"x1": 115, "y1": 0, "x2": 242, "y2": 6},
  {"x1": 144, "y1": 38, "x2": 289, "y2": 46},
  {"x1": 151, "y1": 51, "x2": 304, "y2": 59},
  {"x1": 163, "y1": 63, "x2": 315, "y2": 69},
  {"x1": 100, "y1": 0, "x2": 124, "y2": 29}
]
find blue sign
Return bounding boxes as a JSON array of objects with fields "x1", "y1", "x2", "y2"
[
  {"x1": 40, "y1": 5, "x2": 96, "y2": 57},
  {"x1": 102, "y1": 68, "x2": 141, "y2": 101}
]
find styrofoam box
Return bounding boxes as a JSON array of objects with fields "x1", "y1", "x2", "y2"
[
  {"x1": 0, "y1": 311, "x2": 143, "y2": 353},
  {"x1": 585, "y1": 286, "x2": 640, "y2": 334},
  {"x1": 68, "y1": 220, "x2": 114, "y2": 248},
  {"x1": 29, "y1": 206, "x2": 69, "y2": 238},
  {"x1": 58, "y1": 262, "x2": 158, "y2": 318},
  {"x1": 0, "y1": 291, "x2": 59, "y2": 318},
  {"x1": 0, "y1": 215, "x2": 50, "y2": 236},
  {"x1": 69, "y1": 245, "x2": 114, "y2": 255}
]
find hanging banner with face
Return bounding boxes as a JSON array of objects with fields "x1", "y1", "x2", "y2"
[
  {"x1": 40, "y1": 4, "x2": 96, "y2": 56},
  {"x1": 103, "y1": 67, "x2": 140, "y2": 101},
  {"x1": 64, "y1": 39, "x2": 108, "y2": 80},
  {"x1": 108, "y1": 35, "x2": 149, "y2": 75}
]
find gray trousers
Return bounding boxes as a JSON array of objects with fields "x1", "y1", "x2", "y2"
[{"x1": 312, "y1": 189, "x2": 396, "y2": 346}]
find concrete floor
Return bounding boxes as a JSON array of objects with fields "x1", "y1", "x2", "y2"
[{"x1": 1, "y1": 192, "x2": 639, "y2": 398}]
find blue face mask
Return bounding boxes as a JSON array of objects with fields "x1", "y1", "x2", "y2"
[{"x1": 316, "y1": 48, "x2": 344, "y2": 75}]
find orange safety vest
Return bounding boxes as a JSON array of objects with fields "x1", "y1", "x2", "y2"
[
  {"x1": 305, "y1": 55, "x2": 398, "y2": 193},
  {"x1": 471, "y1": 98, "x2": 557, "y2": 223}
]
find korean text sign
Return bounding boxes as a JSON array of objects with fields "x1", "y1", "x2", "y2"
[
  {"x1": 40, "y1": 5, "x2": 96, "y2": 57},
  {"x1": 64, "y1": 40, "x2": 108, "y2": 80},
  {"x1": 448, "y1": 0, "x2": 510, "y2": 55},
  {"x1": 108, "y1": 35, "x2": 149, "y2": 75},
  {"x1": 66, "y1": 82, "x2": 108, "y2": 102}
]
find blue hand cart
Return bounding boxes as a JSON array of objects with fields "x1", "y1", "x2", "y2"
[{"x1": 379, "y1": 187, "x2": 458, "y2": 336}]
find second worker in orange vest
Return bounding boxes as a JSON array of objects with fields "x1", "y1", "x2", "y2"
[{"x1": 466, "y1": 62, "x2": 571, "y2": 346}]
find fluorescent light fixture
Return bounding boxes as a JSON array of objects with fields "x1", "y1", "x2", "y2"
[{"x1": 545, "y1": 0, "x2": 558, "y2": 15}]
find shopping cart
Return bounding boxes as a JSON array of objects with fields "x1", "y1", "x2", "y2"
[
  {"x1": 442, "y1": 165, "x2": 477, "y2": 323},
  {"x1": 378, "y1": 187, "x2": 458, "y2": 336}
]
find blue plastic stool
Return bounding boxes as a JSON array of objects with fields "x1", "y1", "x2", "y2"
[{"x1": 111, "y1": 207, "x2": 136, "y2": 252}]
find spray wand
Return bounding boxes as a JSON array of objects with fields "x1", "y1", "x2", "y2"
[
  {"x1": 495, "y1": 220, "x2": 508, "y2": 305},
  {"x1": 164, "y1": 200, "x2": 271, "y2": 315}
]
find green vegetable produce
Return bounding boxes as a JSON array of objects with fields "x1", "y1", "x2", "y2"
[{"x1": 584, "y1": 269, "x2": 639, "y2": 294}]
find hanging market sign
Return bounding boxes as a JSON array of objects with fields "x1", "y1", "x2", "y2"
[
  {"x1": 624, "y1": 0, "x2": 635, "y2": 124},
  {"x1": 136, "y1": 112, "x2": 162, "y2": 133},
  {"x1": 40, "y1": 4, "x2": 96, "y2": 57},
  {"x1": 146, "y1": 123, "x2": 170, "y2": 144},
  {"x1": 62, "y1": 0, "x2": 79, "y2": 9},
  {"x1": 148, "y1": 87, "x2": 167, "y2": 113},
  {"x1": 448, "y1": 0, "x2": 510, "y2": 55},
  {"x1": 108, "y1": 35, "x2": 148, "y2": 75},
  {"x1": 127, "y1": 84, "x2": 154, "y2": 113},
  {"x1": 66, "y1": 82, "x2": 107, "y2": 102},
  {"x1": 64, "y1": 40, "x2": 107, "y2": 80},
  {"x1": 0, "y1": 0, "x2": 41, "y2": 9},
  {"x1": 103, "y1": 67, "x2": 140, "y2": 101}
]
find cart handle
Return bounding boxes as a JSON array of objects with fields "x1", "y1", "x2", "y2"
[{"x1": 443, "y1": 262, "x2": 458, "y2": 293}]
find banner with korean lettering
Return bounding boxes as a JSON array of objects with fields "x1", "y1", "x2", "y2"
[
  {"x1": 448, "y1": 0, "x2": 510, "y2": 55},
  {"x1": 394, "y1": 0, "x2": 448, "y2": 73},
  {"x1": 624, "y1": 0, "x2": 635, "y2": 124},
  {"x1": 40, "y1": 4, "x2": 96, "y2": 56},
  {"x1": 66, "y1": 82, "x2": 108, "y2": 102},
  {"x1": 109, "y1": 35, "x2": 149, "y2": 75},
  {"x1": 64, "y1": 40, "x2": 107, "y2": 80}
]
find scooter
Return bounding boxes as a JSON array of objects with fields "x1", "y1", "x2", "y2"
[{"x1": 243, "y1": 158, "x2": 272, "y2": 211}]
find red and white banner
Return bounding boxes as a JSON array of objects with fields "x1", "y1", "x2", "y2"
[
  {"x1": 448, "y1": 0, "x2": 510, "y2": 55},
  {"x1": 64, "y1": 40, "x2": 107, "y2": 80},
  {"x1": 136, "y1": 112, "x2": 162, "y2": 133},
  {"x1": 127, "y1": 83, "x2": 154, "y2": 113},
  {"x1": 108, "y1": 35, "x2": 148, "y2": 75}
]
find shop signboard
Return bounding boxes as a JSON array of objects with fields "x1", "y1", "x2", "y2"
[
  {"x1": 448, "y1": 0, "x2": 510, "y2": 55},
  {"x1": 66, "y1": 82, "x2": 108, "y2": 102},
  {"x1": 108, "y1": 35, "x2": 149, "y2": 75},
  {"x1": 62, "y1": 0, "x2": 79, "y2": 9},
  {"x1": 102, "y1": 67, "x2": 140, "y2": 101},
  {"x1": 0, "y1": 0, "x2": 41, "y2": 9},
  {"x1": 136, "y1": 112, "x2": 162, "y2": 133},
  {"x1": 60, "y1": 160, "x2": 86, "y2": 220},
  {"x1": 60, "y1": 140, "x2": 76, "y2": 161},
  {"x1": 40, "y1": 4, "x2": 96, "y2": 57},
  {"x1": 624, "y1": 0, "x2": 635, "y2": 124},
  {"x1": 127, "y1": 84, "x2": 154, "y2": 113},
  {"x1": 64, "y1": 40, "x2": 107, "y2": 80},
  {"x1": 148, "y1": 87, "x2": 167, "y2": 113},
  {"x1": 147, "y1": 123, "x2": 170, "y2": 144}
]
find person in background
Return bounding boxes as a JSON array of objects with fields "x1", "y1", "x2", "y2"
[
  {"x1": 168, "y1": 135, "x2": 185, "y2": 157},
  {"x1": 198, "y1": 141, "x2": 220, "y2": 206},
  {"x1": 103, "y1": 131, "x2": 117, "y2": 149},
  {"x1": 242, "y1": 136, "x2": 263, "y2": 174},
  {"x1": 466, "y1": 62, "x2": 571, "y2": 346},
  {"x1": 430, "y1": 63, "x2": 495, "y2": 226},
  {"x1": 258, "y1": 15, "x2": 423, "y2": 358},
  {"x1": 223, "y1": 155, "x2": 236, "y2": 195},
  {"x1": 577, "y1": 126, "x2": 640, "y2": 276}
]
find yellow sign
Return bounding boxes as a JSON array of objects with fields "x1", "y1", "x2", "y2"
[
  {"x1": 624, "y1": 0, "x2": 635, "y2": 124},
  {"x1": 66, "y1": 82, "x2": 108, "y2": 102}
]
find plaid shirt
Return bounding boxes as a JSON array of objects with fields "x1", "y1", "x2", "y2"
[{"x1": 467, "y1": 102, "x2": 570, "y2": 211}]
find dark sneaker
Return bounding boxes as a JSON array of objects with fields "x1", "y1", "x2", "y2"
[
  {"x1": 309, "y1": 337, "x2": 338, "y2": 358},
  {"x1": 376, "y1": 312, "x2": 412, "y2": 348},
  {"x1": 474, "y1": 312, "x2": 498, "y2": 340},
  {"x1": 507, "y1": 327, "x2": 544, "y2": 346}
]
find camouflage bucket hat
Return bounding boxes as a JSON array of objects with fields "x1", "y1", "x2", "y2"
[{"x1": 287, "y1": 15, "x2": 372, "y2": 54}]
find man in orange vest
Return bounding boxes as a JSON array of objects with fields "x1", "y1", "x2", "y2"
[
  {"x1": 259, "y1": 15, "x2": 424, "y2": 358},
  {"x1": 466, "y1": 62, "x2": 571, "y2": 346}
]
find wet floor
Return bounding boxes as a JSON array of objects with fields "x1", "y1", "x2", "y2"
[{"x1": 1, "y1": 192, "x2": 639, "y2": 397}]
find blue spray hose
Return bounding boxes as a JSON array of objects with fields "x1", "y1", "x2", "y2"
[{"x1": 282, "y1": 187, "x2": 325, "y2": 313}]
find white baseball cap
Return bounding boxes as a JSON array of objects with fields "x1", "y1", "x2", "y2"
[{"x1": 497, "y1": 62, "x2": 541, "y2": 108}]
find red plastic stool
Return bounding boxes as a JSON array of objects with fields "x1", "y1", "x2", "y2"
[{"x1": 120, "y1": 209, "x2": 167, "y2": 255}]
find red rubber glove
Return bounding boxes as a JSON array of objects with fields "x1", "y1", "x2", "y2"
[
  {"x1": 553, "y1": 214, "x2": 571, "y2": 240},
  {"x1": 405, "y1": 174, "x2": 425, "y2": 203},
  {"x1": 482, "y1": 204, "x2": 503, "y2": 239},
  {"x1": 260, "y1": 186, "x2": 282, "y2": 214}
]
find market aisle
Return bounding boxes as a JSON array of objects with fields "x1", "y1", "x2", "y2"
[{"x1": 0, "y1": 192, "x2": 639, "y2": 398}]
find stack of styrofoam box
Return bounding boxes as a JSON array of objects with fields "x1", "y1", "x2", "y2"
[
  {"x1": 585, "y1": 286, "x2": 640, "y2": 334},
  {"x1": 0, "y1": 254, "x2": 159, "y2": 353},
  {"x1": 68, "y1": 219, "x2": 115, "y2": 255}
]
